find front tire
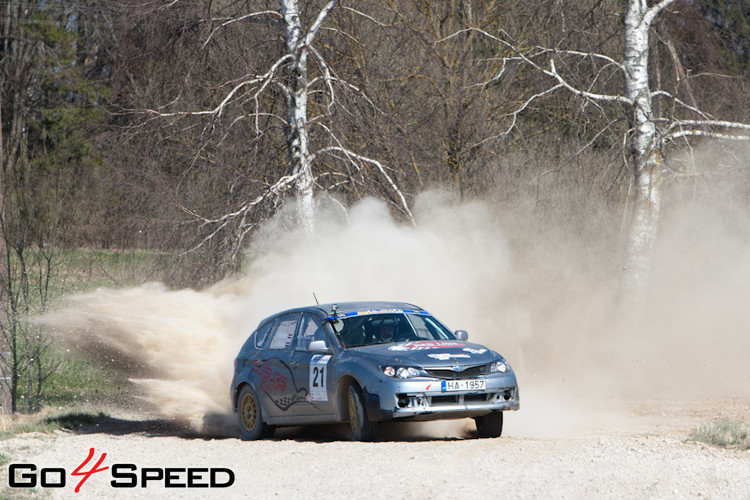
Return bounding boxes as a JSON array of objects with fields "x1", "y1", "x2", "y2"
[
  {"x1": 474, "y1": 411, "x2": 503, "y2": 438},
  {"x1": 237, "y1": 385, "x2": 274, "y2": 440},
  {"x1": 347, "y1": 384, "x2": 378, "y2": 441}
]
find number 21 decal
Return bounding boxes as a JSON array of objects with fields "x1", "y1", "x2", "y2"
[
  {"x1": 312, "y1": 366, "x2": 325, "y2": 387},
  {"x1": 309, "y1": 355, "x2": 330, "y2": 401}
]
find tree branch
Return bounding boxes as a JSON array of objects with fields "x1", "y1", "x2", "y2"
[
  {"x1": 315, "y1": 146, "x2": 414, "y2": 224},
  {"x1": 548, "y1": 59, "x2": 633, "y2": 106},
  {"x1": 305, "y1": 0, "x2": 338, "y2": 47},
  {"x1": 144, "y1": 54, "x2": 293, "y2": 119},
  {"x1": 645, "y1": 0, "x2": 679, "y2": 26}
]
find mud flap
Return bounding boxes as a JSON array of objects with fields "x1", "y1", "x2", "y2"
[{"x1": 363, "y1": 390, "x2": 390, "y2": 422}]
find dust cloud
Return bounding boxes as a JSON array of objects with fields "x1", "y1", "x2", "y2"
[
  {"x1": 43, "y1": 182, "x2": 750, "y2": 437},
  {"x1": 44, "y1": 191, "x2": 512, "y2": 431}
]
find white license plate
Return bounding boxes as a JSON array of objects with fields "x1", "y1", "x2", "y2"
[{"x1": 441, "y1": 379, "x2": 486, "y2": 392}]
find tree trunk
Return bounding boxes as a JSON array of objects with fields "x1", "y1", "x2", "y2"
[
  {"x1": 0, "y1": 82, "x2": 11, "y2": 415},
  {"x1": 620, "y1": 0, "x2": 671, "y2": 321},
  {"x1": 621, "y1": 152, "x2": 664, "y2": 321},
  {"x1": 282, "y1": 0, "x2": 315, "y2": 234}
]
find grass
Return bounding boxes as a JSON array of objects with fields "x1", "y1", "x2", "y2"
[
  {"x1": 49, "y1": 247, "x2": 164, "y2": 293},
  {"x1": 690, "y1": 420, "x2": 750, "y2": 451},
  {"x1": 37, "y1": 351, "x2": 133, "y2": 408},
  {"x1": 7, "y1": 247, "x2": 162, "y2": 414}
]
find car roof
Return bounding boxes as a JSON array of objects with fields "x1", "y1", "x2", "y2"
[{"x1": 270, "y1": 301, "x2": 427, "y2": 319}]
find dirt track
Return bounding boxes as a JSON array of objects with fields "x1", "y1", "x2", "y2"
[{"x1": 2, "y1": 394, "x2": 750, "y2": 499}]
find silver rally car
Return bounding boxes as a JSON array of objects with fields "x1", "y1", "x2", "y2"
[{"x1": 230, "y1": 301, "x2": 519, "y2": 441}]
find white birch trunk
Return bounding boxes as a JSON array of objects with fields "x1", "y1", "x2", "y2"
[
  {"x1": 281, "y1": 0, "x2": 315, "y2": 233},
  {"x1": 620, "y1": 0, "x2": 673, "y2": 320}
]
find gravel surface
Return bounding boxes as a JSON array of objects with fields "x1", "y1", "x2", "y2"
[{"x1": 2, "y1": 395, "x2": 750, "y2": 499}]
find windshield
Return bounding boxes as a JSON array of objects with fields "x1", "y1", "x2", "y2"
[{"x1": 333, "y1": 312, "x2": 455, "y2": 348}]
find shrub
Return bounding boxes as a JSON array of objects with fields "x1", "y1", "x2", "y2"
[{"x1": 690, "y1": 420, "x2": 750, "y2": 450}]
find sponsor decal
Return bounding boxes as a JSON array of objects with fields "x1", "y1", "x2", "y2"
[
  {"x1": 427, "y1": 353, "x2": 471, "y2": 361},
  {"x1": 252, "y1": 360, "x2": 288, "y2": 393},
  {"x1": 388, "y1": 341, "x2": 465, "y2": 351},
  {"x1": 6, "y1": 448, "x2": 234, "y2": 493},
  {"x1": 353, "y1": 308, "x2": 405, "y2": 316},
  {"x1": 309, "y1": 355, "x2": 331, "y2": 402},
  {"x1": 463, "y1": 347, "x2": 487, "y2": 355},
  {"x1": 329, "y1": 309, "x2": 430, "y2": 320},
  {"x1": 252, "y1": 359, "x2": 307, "y2": 411}
]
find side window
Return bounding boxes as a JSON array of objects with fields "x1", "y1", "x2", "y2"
[
  {"x1": 295, "y1": 314, "x2": 326, "y2": 351},
  {"x1": 253, "y1": 320, "x2": 275, "y2": 349},
  {"x1": 268, "y1": 314, "x2": 300, "y2": 350}
]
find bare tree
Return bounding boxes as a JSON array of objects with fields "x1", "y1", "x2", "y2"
[
  {"x1": 382, "y1": 0, "x2": 512, "y2": 198},
  {"x1": 466, "y1": 0, "x2": 750, "y2": 320},
  {"x1": 1, "y1": 0, "x2": 96, "y2": 412},
  {"x1": 142, "y1": 0, "x2": 414, "y2": 254}
]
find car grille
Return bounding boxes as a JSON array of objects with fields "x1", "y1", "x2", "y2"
[
  {"x1": 428, "y1": 393, "x2": 491, "y2": 406},
  {"x1": 423, "y1": 364, "x2": 486, "y2": 379}
]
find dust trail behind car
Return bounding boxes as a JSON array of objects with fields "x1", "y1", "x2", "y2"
[
  {"x1": 41, "y1": 185, "x2": 750, "y2": 437},
  {"x1": 42, "y1": 192, "x2": 515, "y2": 433}
]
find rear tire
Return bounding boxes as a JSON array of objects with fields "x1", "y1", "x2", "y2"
[
  {"x1": 348, "y1": 384, "x2": 378, "y2": 441},
  {"x1": 474, "y1": 411, "x2": 503, "y2": 438},
  {"x1": 237, "y1": 385, "x2": 274, "y2": 440}
]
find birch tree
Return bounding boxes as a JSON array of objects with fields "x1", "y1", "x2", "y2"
[
  {"x1": 145, "y1": 0, "x2": 413, "y2": 250},
  {"x1": 473, "y1": 0, "x2": 750, "y2": 321}
]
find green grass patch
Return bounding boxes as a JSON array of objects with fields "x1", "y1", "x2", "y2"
[
  {"x1": 8, "y1": 248, "x2": 162, "y2": 413},
  {"x1": 39, "y1": 350, "x2": 133, "y2": 408},
  {"x1": 690, "y1": 420, "x2": 750, "y2": 450},
  {"x1": 47, "y1": 247, "x2": 166, "y2": 295}
]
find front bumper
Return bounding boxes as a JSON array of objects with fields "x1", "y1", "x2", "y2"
[{"x1": 366, "y1": 373, "x2": 519, "y2": 422}]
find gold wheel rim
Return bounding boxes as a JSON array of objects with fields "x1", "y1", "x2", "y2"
[{"x1": 241, "y1": 392, "x2": 258, "y2": 431}]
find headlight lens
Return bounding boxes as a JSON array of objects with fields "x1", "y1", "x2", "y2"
[
  {"x1": 397, "y1": 367, "x2": 420, "y2": 378},
  {"x1": 382, "y1": 366, "x2": 420, "y2": 378},
  {"x1": 490, "y1": 359, "x2": 510, "y2": 373}
]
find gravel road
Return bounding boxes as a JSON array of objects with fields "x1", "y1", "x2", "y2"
[{"x1": 2, "y1": 393, "x2": 749, "y2": 499}]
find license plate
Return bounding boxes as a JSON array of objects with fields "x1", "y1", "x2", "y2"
[{"x1": 441, "y1": 379, "x2": 486, "y2": 392}]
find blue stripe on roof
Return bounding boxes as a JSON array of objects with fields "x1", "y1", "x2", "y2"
[{"x1": 327, "y1": 308, "x2": 429, "y2": 320}]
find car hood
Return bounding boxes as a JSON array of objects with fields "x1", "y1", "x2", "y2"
[{"x1": 347, "y1": 340, "x2": 500, "y2": 367}]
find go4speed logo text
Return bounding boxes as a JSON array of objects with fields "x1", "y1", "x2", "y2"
[{"x1": 7, "y1": 448, "x2": 235, "y2": 492}]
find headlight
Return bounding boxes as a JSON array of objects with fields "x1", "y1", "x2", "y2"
[
  {"x1": 397, "y1": 367, "x2": 420, "y2": 378},
  {"x1": 490, "y1": 359, "x2": 510, "y2": 374},
  {"x1": 382, "y1": 366, "x2": 420, "y2": 378}
]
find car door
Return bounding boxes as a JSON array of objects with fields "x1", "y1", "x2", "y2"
[
  {"x1": 287, "y1": 313, "x2": 335, "y2": 417},
  {"x1": 255, "y1": 312, "x2": 307, "y2": 419}
]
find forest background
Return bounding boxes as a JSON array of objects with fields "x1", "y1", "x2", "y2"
[{"x1": 2, "y1": 0, "x2": 750, "y2": 417}]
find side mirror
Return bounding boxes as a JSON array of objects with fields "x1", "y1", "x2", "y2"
[
  {"x1": 308, "y1": 340, "x2": 331, "y2": 353},
  {"x1": 455, "y1": 330, "x2": 469, "y2": 341}
]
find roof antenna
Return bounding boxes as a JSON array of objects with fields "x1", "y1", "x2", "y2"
[{"x1": 313, "y1": 292, "x2": 320, "y2": 305}]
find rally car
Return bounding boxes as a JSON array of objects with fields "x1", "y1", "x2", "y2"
[{"x1": 230, "y1": 301, "x2": 519, "y2": 441}]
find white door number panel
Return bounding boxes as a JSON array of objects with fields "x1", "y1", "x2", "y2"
[{"x1": 309, "y1": 355, "x2": 331, "y2": 401}]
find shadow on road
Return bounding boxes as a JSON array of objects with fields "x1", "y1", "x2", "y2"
[
  {"x1": 50, "y1": 411, "x2": 238, "y2": 440},
  {"x1": 58, "y1": 411, "x2": 477, "y2": 442}
]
